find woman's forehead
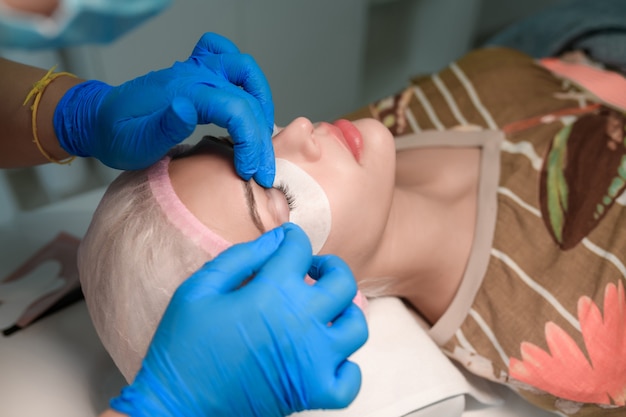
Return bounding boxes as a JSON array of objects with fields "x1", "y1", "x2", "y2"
[{"x1": 168, "y1": 146, "x2": 261, "y2": 244}]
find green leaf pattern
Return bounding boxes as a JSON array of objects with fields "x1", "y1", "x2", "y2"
[
  {"x1": 544, "y1": 116, "x2": 626, "y2": 248},
  {"x1": 546, "y1": 123, "x2": 572, "y2": 244}
]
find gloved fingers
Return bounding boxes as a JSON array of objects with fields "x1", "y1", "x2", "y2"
[
  {"x1": 179, "y1": 227, "x2": 285, "y2": 298},
  {"x1": 307, "y1": 255, "x2": 359, "y2": 323},
  {"x1": 145, "y1": 96, "x2": 198, "y2": 149},
  {"x1": 189, "y1": 84, "x2": 275, "y2": 186},
  {"x1": 231, "y1": 125, "x2": 274, "y2": 186},
  {"x1": 250, "y1": 130, "x2": 276, "y2": 188},
  {"x1": 191, "y1": 32, "x2": 240, "y2": 56},
  {"x1": 112, "y1": 97, "x2": 197, "y2": 170},
  {"x1": 253, "y1": 223, "x2": 313, "y2": 289},
  {"x1": 217, "y1": 53, "x2": 274, "y2": 130},
  {"x1": 214, "y1": 61, "x2": 275, "y2": 187},
  {"x1": 310, "y1": 360, "x2": 363, "y2": 410},
  {"x1": 190, "y1": 32, "x2": 273, "y2": 131},
  {"x1": 327, "y1": 303, "x2": 369, "y2": 358}
]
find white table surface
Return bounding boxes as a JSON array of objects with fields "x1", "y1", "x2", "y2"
[{"x1": 0, "y1": 187, "x2": 126, "y2": 417}]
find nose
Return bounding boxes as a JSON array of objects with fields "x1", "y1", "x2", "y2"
[{"x1": 272, "y1": 117, "x2": 320, "y2": 161}]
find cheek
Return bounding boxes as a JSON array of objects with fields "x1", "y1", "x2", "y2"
[
  {"x1": 318, "y1": 178, "x2": 386, "y2": 266},
  {"x1": 317, "y1": 157, "x2": 394, "y2": 270}
]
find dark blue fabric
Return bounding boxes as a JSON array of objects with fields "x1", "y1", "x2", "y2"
[{"x1": 484, "y1": 0, "x2": 626, "y2": 71}]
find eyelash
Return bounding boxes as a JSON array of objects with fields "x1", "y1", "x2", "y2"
[{"x1": 275, "y1": 183, "x2": 297, "y2": 211}]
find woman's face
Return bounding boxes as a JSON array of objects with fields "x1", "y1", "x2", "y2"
[{"x1": 169, "y1": 117, "x2": 396, "y2": 275}]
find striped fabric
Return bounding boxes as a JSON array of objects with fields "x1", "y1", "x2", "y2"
[{"x1": 344, "y1": 47, "x2": 626, "y2": 416}]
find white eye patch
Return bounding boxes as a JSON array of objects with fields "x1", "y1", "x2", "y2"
[{"x1": 273, "y1": 158, "x2": 331, "y2": 254}]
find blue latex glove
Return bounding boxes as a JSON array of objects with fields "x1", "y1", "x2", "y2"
[
  {"x1": 110, "y1": 223, "x2": 368, "y2": 417},
  {"x1": 54, "y1": 32, "x2": 275, "y2": 187}
]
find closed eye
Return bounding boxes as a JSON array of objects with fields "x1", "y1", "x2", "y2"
[{"x1": 275, "y1": 183, "x2": 297, "y2": 211}]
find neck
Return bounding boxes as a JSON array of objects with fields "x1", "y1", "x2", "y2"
[{"x1": 361, "y1": 148, "x2": 480, "y2": 324}]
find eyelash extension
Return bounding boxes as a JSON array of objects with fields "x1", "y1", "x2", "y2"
[{"x1": 275, "y1": 183, "x2": 297, "y2": 211}]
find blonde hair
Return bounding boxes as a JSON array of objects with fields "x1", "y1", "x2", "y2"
[{"x1": 79, "y1": 145, "x2": 230, "y2": 382}]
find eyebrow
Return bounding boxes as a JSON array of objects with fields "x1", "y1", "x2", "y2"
[{"x1": 243, "y1": 181, "x2": 266, "y2": 234}]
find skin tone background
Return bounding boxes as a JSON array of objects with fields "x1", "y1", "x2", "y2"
[{"x1": 1, "y1": 0, "x2": 59, "y2": 15}]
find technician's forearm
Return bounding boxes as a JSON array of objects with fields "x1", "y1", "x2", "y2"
[{"x1": 0, "y1": 58, "x2": 84, "y2": 168}]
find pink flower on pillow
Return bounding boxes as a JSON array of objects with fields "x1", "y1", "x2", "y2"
[{"x1": 509, "y1": 281, "x2": 626, "y2": 405}]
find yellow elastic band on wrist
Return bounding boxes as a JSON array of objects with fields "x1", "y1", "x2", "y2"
[{"x1": 23, "y1": 65, "x2": 78, "y2": 165}]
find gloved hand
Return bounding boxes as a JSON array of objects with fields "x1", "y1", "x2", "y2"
[
  {"x1": 110, "y1": 223, "x2": 368, "y2": 417},
  {"x1": 54, "y1": 32, "x2": 275, "y2": 187}
]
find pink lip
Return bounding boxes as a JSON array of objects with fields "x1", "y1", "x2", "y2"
[{"x1": 325, "y1": 119, "x2": 362, "y2": 161}]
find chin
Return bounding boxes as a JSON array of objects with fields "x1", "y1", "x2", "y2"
[
  {"x1": 353, "y1": 118, "x2": 395, "y2": 170},
  {"x1": 355, "y1": 118, "x2": 394, "y2": 140}
]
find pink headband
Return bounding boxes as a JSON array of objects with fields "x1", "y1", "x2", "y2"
[{"x1": 147, "y1": 155, "x2": 232, "y2": 256}]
